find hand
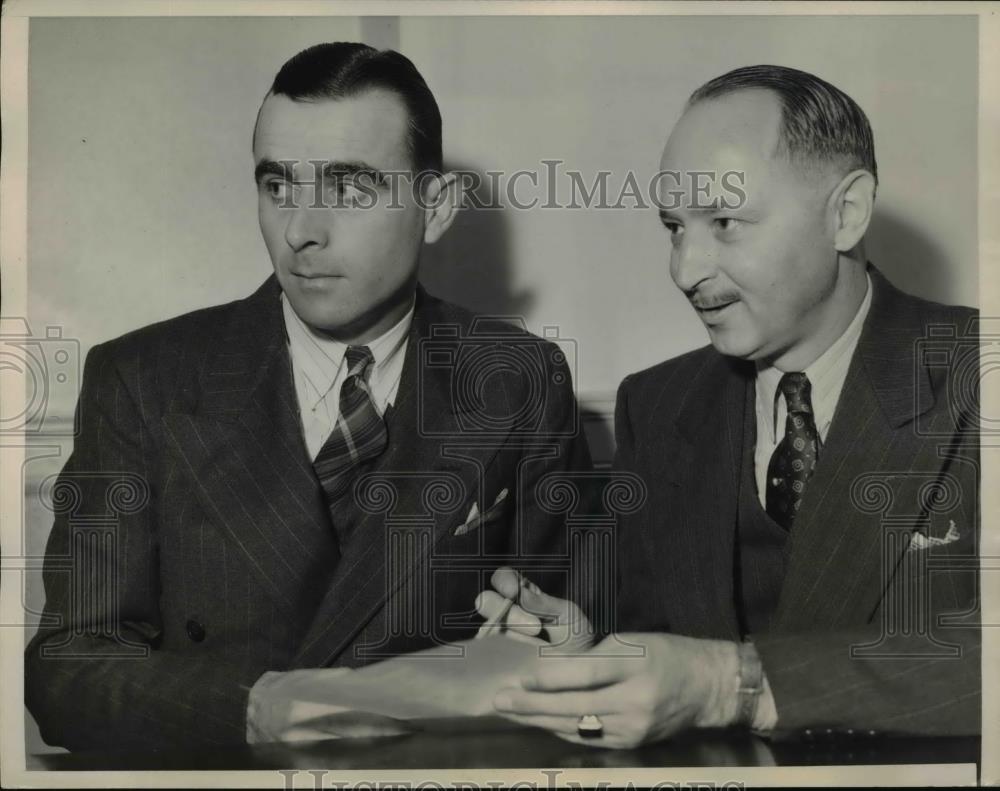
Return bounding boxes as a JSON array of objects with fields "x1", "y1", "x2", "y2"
[
  {"x1": 491, "y1": 632, "x2": 740, "y2": 749},
  {"x1": 474, "y1": 566, "x2": 594, "y2": 652}
]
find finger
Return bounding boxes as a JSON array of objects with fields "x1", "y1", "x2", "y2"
[
  {"x1": 521, "y1": 655, "x2": 630, "y2": 692},
  {"x1": 489, "y1": 569, "x2": 593, "y2": 651},
  {"x1": 550, "y1": 729, "x2": 641, "y2": 751},
  {"x1": 515, "y1": 577, "x2": 574, "y2": 622},
  {"x1": 502, "y1": 603, "x2": 543, "y2": 635},
  {"x1": 490, "y1": 566, "x2": 523, "y2": 599},
  {"x1": 527, "y1": 598, "x2": 592, "y2": 653},
  {"x1": 476, "y1": 594, "x2": 544, "y2": 638},
  {"x1": 475, "y1": 589, "x2": 509, "y2": 621},
  {"x1": 502, "y1": 629, "x2": 547, "y2": 646},
  {"x1": 490, "y1": 567, "x2": 573, "y2": 623},
  {"x1": 493, "y1": 712, "x2": 579, "y2": 737},
  {"x1": 495, "y1": 712, "x2": 644, "y2": 751},
  {"x1": 493, "y1": 685, "x2": 623, "y2": 718}
]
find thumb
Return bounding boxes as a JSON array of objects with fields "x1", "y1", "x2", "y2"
[
  {"x1": 518, "y1": 582, "x2": 593, "y2": 653},
  {"x1": 490, "y1": 566, "x2": 524, "y2": 600},
  {"x1": 492, "y1": 568, "x2": 569, "y2": 622},
  {"x1": 515, "y1": 578, "x2": 573, "y2": 622},
  {"x1": 489, "y1": 568, "x2": 593, "y2": 651}
]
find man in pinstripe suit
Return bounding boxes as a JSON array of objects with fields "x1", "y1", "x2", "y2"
[
  {"x1": 483, "y1": 66, "x2": 980, "y2": 748},
  {"x1": 25, "y1": 43, "x2": 591, "y2": 750}
]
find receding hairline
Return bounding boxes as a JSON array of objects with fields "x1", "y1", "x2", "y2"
[{"x1": 681, "y1": 85, "x2": 860, "y2": 185}]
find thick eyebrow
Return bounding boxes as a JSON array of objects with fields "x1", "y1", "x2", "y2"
[
  {"x1": 317, "y1": 161, "x2": 387, "y2": 185},
  {"x1": 253, "y1": 158, "x2": 386, "y2": 185},
  {"x1": 254, "y1": 159, "x2": 293, "y2": 184}
]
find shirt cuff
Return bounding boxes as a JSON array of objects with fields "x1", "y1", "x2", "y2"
[
  {"x1": 732, "y1": 641, "x2": 779, "y2": 732},
  {"x1": 752, "y1": 672, "x2": 779, "y2": 733},
  {"x1": 246, "y1": 670, "x2": 286, "y2": 744}
]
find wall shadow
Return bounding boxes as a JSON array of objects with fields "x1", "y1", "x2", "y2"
[
  {"x1": 419, "y1": 162, "x2": 535, "y2": 320},
  {"x1": 580, "y1": 405, "x2": 616, "y2": 469},
  {"x1": 867, "y1": 207, "x2": 969, "y2": 306}
]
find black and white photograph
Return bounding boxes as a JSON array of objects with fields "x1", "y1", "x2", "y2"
[{"x1": 1, "y1": 1, "x2": 996, "y2": 787}]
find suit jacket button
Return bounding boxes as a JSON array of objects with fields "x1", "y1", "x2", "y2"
[{"x1": 186, "y1": 619, "x2": 206, "y2": 643}]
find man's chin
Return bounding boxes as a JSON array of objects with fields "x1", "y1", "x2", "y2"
[
  {"x1": 705, "y1": 326, "x2": 759, "y2": 361},
  {"x1": 286, "y1": 296, "x2": 359, "y2": 337}
]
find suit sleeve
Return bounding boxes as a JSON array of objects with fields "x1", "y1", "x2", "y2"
[
  {"x1": 755, "y1": 440, "x2": 981, "y2": 737},
  {"x1": 505, "y1": 341, "x2": 594, "y2": 606},
  {"x1": 613, "y1": 374, "x2": 636, "y2": 469},
  {"x1": 754, "y1": 626, "x2": 980, "y2": 737},
  {"x1": 602, "y1": 374, "x2": 646, "y2": 638},
  {"x1": 25, "y1": 343, "x2": 257, "y2": 751}
]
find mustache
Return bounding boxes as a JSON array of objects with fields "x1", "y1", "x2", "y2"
[{"x1": 688, "y1": 292, "x2": 740, "y2": 310}]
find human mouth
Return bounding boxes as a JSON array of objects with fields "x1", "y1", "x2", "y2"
[
  {"x1": 292, "y1": 270, "x2": 343, "y2": 279},
  {"x1": 291, "y1": 274, "x2": 345, "y2": 295},
  {"x1": 291, "y1": 271, "x2": 345, "y2": 287},
  {"x1": 691, "y1": 298, "x2": 739, "y2": 323}
]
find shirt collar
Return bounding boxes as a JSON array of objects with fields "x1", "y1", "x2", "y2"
[
  {"x1": 281, "y1": 292, "x2": 415, "y2": 408},
  {"x1": 756, "y1": 271, "x2": 873, "y2": 441}
]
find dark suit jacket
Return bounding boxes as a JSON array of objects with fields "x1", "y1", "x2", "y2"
[
  {"x1": 614, "y1": 267, "x2": 980, "y2": 736},
  {"x1": 25, "y1": 278, "x2": 591, "y2": 751}
]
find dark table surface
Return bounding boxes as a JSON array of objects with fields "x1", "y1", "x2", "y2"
[{"x1": 28, "y1": 718, "x2": 980, "y2": 773}]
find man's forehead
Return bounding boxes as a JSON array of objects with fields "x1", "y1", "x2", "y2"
[
  {"x1": 253, "y1": 91, "x2": 411, "y2": 172},
  {"x1": 660, "y1": 89, "x2": 783, "y2": 172}
]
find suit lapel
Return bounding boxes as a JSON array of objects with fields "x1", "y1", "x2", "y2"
[
  {"x1": 162, "y1": 277, "x2": 336, "y2": 612},
  {"x1": 290, "y1": 287, "x2": 499, "y2": 668},
  {"x1": 646, "y1": 353, "x2": 748, "y2": 639},
  {"x1": 771, "y1": 267, "x2": 937, "y2": 630}
]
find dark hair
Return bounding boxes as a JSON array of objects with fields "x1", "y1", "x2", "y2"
[
  {"x1": 688, "y1": 65, "x2": 877, "y2": 188},
  {"x1": 268, "y1": 42, "x2": 442, "y2": 173}
]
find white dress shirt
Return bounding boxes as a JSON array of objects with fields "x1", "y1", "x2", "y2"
[
  {"x1": 281, "y1": 293, "x2": 414, "y2": 461},
  {"x1": 753, "y1": 274, "x2": 873, "y2": 507}
]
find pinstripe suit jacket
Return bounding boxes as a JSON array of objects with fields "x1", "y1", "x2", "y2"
[
  {"x1": 25, "y1": 277, "x2": 591, "y2": 751},
  {"x1": 614, "y1": 267, "x2": 980, "y2": 736}
]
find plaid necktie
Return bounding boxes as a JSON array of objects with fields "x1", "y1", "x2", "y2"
[
  {"x1": 765, "y1": 372, "x2": 820, "y2": 531},
  {"x1": 313, "y1": 346, "x2": 389, "y2": 519}
]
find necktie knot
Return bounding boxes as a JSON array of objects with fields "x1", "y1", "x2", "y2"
[
  {"x1": 778, "y1": 372, "x2": 813, "y2": 415},
  {"x1": 345, "y1": 345, "x2": 375, "y2": 381}
]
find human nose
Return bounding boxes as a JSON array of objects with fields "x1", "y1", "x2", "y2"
[
  {"x1": 669, "y1": 227, "x2": 717, "y2": 293},
  {"x1": 283, "y1": 185, "x2": 329, "y2": 252}
]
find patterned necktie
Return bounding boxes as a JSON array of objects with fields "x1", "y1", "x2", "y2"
[
  {"x1": 313, "y1": 346, "x2": 389, "y2": 512},
  {"x1": 765, "y1": 372, "x2": 820, "y2": 531}
]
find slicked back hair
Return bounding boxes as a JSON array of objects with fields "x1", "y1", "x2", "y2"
[
  {"x1": 688, "y1": 64, "x2": 878, "y2": 189},
  {"x1": 266, "y1": 42, "x2": 442, "y2": 173}
]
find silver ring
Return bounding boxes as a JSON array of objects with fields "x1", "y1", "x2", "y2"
[{"x1": 576, "y1": 714, "x2": 604, "y2": 739}]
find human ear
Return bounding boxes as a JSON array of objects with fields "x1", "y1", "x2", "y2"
[
  {"x1": 421, "y1": 171, "x2": 461, "y2": 245},
  {"x1": 829, "y1": 169, "x2": 876, "y2": 253}
]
